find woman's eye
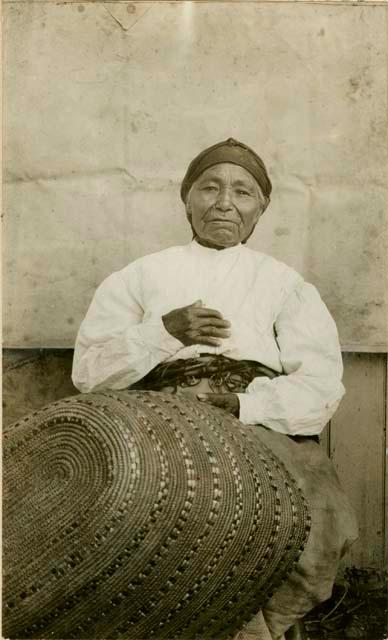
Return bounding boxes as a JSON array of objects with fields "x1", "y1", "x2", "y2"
[
  {"x1": 202, "y1": 186, "x2": 218, "y2": 192},
  {"x1": 236, "y1": 190, "x2": 250, "y2": 196}
]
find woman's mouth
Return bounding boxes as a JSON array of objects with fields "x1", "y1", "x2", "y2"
[{"x1": 208, "y1": 219, "x2": 238, "y2": 225}]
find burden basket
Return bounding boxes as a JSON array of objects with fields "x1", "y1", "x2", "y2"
[{"x1": 3, "y1": 390, "x2": 310, "y2": 639}]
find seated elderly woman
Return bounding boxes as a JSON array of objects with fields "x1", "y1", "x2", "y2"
[{"x1": 72, "y1": 138, "x2": 357, "y2": 640}]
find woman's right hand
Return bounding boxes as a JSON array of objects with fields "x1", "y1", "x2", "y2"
[{"x1": 162, "y1": 300, "x2": 231, "y2": 347}]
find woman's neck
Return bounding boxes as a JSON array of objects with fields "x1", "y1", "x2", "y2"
[{"x1": 194, "y1": 237, "x2": 238, "y2": 251}]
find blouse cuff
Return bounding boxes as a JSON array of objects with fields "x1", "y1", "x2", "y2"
[{"x1": 237, "y1": 380, "x2": 270, "y2": 425}]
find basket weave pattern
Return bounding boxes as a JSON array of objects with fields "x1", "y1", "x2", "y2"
[{"x1": 3, "y1": 391, "x2": 310, "y2": 639}]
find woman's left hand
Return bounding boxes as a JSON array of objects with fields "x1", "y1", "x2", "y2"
[{"x1": 196, "y1": 392, "x2": 240, "y2": 418}]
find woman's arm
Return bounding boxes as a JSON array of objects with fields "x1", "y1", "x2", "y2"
[
  {"x1": 72, "y1": 267, "x2": 182, "y2": 393},
  {"x1": 237, "y1": 282, "x2": 345, "y2": 435}
]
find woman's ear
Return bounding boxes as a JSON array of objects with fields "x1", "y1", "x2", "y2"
[
  {"x1": 242, "y1": 200, "x2": 270, "y2": 244},
  {"x1": 185, "y1": 203, "x2": 195, "y2": 238},
  {"x1": 185, "y1": 198, "x2": 193, "y2": 222},
  {"x1": 261, "y1": 196, "x2": 270, "y2": 215},
  {"x1": 254, "y1": 198, "x2": 270, "y2": 225},
  {"x1": 253, "y1": 200, "x2": 267, "y2": 225}
]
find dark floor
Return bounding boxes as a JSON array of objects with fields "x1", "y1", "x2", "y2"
[{"x1": 304, "y1": 569, "x2": 387, "y2": 640}]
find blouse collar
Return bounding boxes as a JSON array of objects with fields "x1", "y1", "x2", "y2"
[{"x1": 189, "y1": 240, "x2": 243, "y2": 256}]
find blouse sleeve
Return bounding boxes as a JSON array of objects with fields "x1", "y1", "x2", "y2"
[
  {"x1": 71, "y1": 266, "x2": 182, "y2": 393},
  {"x1": 237, "y1": 281, "x2": 345, "y2": 435}
]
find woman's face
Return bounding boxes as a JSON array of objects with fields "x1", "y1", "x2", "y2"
[{"x1": 186, "y1": 163, "x2": 267, "y2": 249}]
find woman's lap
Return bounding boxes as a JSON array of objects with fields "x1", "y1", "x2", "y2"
[{"x1": 245, "y1": 426, "x2": 358, "y2": 639}]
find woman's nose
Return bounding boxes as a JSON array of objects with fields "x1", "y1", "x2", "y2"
[{"x1": 215, "y1": 189, "x2": 233, "y2": 211}]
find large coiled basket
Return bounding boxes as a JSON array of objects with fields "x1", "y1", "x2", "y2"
[{"x1": 3, "y1": 391, "x2": 310, "y2": 639}]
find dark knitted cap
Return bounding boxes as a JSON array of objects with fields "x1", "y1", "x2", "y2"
[{"x1": 180, "y1": 138, "x2": 272, "y2": 203}]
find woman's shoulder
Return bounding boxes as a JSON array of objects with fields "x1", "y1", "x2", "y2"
[
  {"x1": 119, "y1": 244, "x2": 189, "y2": 275},
  {"x1": 243, "y1": 246, "x2": 304, "y2": 288}
]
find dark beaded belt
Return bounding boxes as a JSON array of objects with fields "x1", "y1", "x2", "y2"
[{"x1": 131, "y1": 354, "x2": 279, "y2": 394}]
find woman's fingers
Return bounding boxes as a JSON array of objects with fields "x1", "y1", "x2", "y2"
[
  {"x1": 197, "y1": 393, "x2": 240, "y2": 417},
  {"x1": 195, "y1": 308, "x2": 230, "y2": 324},
  {"x1": 162, "y1": 302, "x2": 231, "y2": 346},
  {"x1": 198, "y1": 325, "x2": 231, "y2": 338},
  {"x1": 198, "y1": 317, "x2": 231, "y2": 329}
]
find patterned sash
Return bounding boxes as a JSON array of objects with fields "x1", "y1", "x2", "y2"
[{"x1": 132, "y1": 354, "x2": 279, "y2": 394}]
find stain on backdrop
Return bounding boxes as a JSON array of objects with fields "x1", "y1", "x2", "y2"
[{"x1": 3, "y1": 1, "x2": 388, "y2": 350}]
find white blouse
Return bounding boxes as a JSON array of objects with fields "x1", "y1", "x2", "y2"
[{"x1": 72, "y1": 241, "x2": 345, "y2": 436}]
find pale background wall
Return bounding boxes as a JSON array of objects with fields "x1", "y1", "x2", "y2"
[
  {"x1": 3, "y1": 1, "x2": 388, "y2": 349},
  {"x1": 3, "y1": 0, "x2": 388, "y2": 570}
]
